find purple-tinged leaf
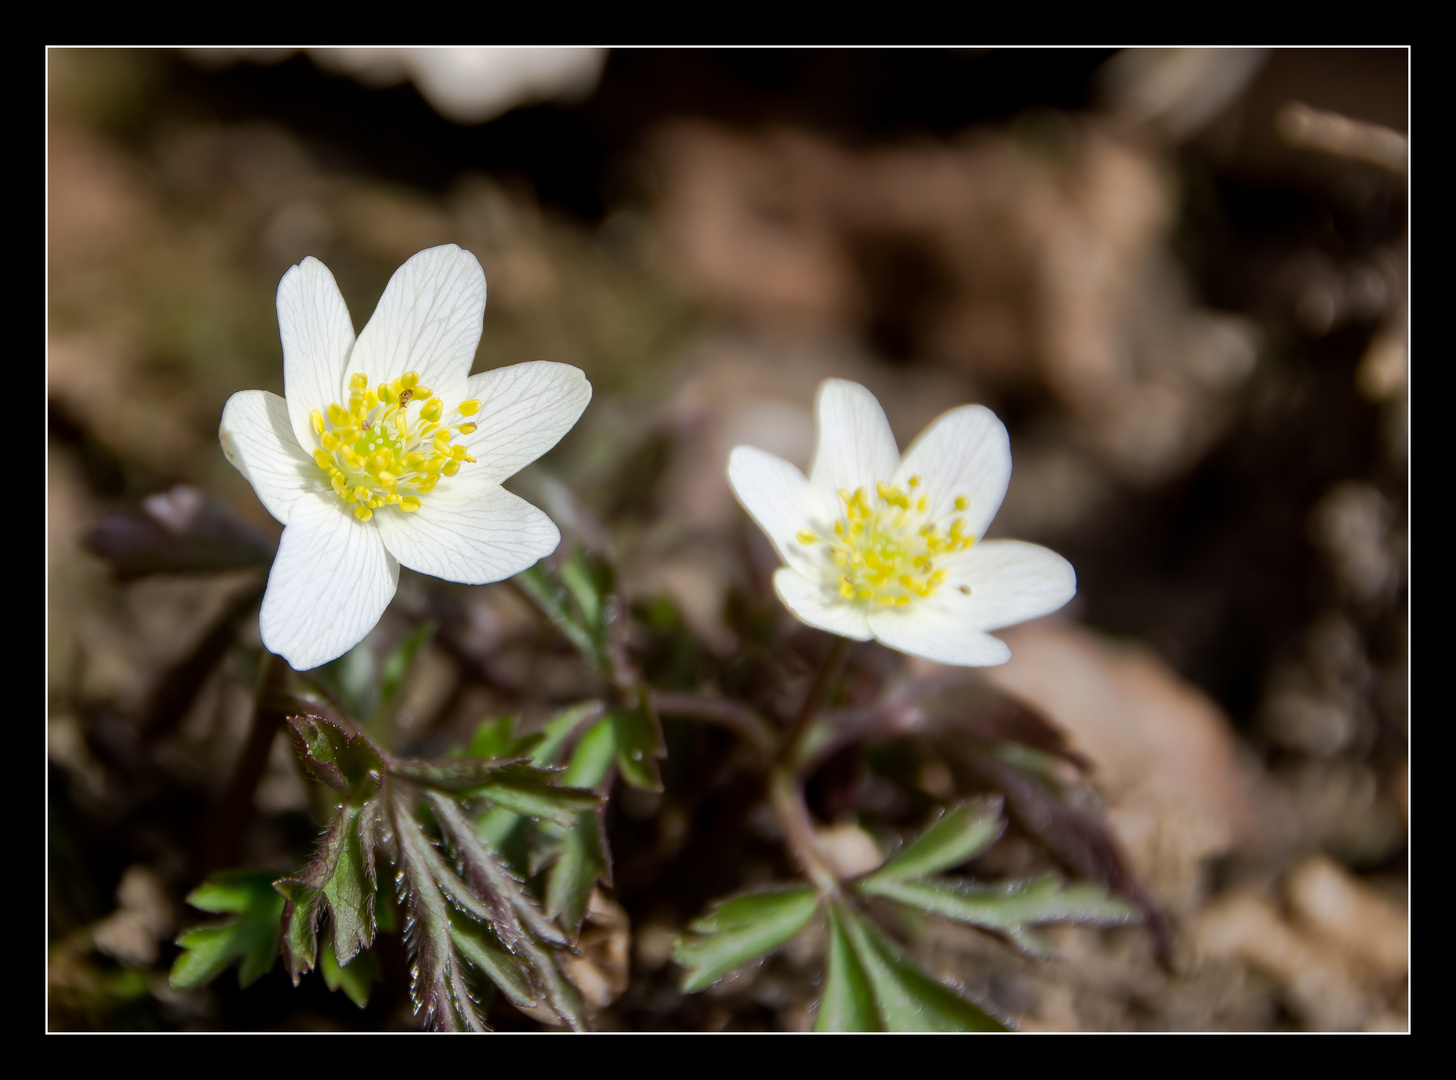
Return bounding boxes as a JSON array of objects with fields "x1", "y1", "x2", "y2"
[
  {"x1": 959, "y1": 750, "x2": 1174, "y2": 968},
  {"x1": 286, "y1": 715, "x2": 383, "y2": 800},
  {"x1": 81, "y1": 485, "x2": 277, "y2": 582}
]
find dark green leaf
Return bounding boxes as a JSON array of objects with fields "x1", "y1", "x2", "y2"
[
  {"x1": 676, "y1": 885, "x2": 819, "y2": 994},
  {"x1": 169, "y1": 871, "x2": 284, "y2": 991},
  {"x1": 545, "y1": 812, "x2": 610, "y2": 941},
  {"x1": 321, "y1": 804, "x2": 378, "y2": 965},
  {"x1": 859, "y1": 873, "x2": 1139, "y2": 944},
  {"x1": 815, "y1": 903, "x2": 879, "y2": 1032},
  {"x1": 286, "y1": 715, "x2": 383, "y2": 801},
  {"x1": 864, "y1": 797, "x2": 1006, "y2": 883},
  {"x1": 391, "y1": 793, "x2": 487, "y2": 1032},
  {"x1": 320, "y1": 937, "x2": 381, "y2": 1008},
  {"x1": 836, "y1": 903, "x2": 1008, "y2": 1032},
  {"x1": 450, "y1": 911, "x2": 538, "y2": 1011},
  {"x1": 391, "y1": 756, "x2": 532, "y2": 790},
  {"x1": 463, "y1": 763, "x2": 601, "y2": 827},
  {"x1": 610, "y1": 696, "x2": 665, "y2": 793},
  {"x1": 275, "y1": 798, "x2": 381, "y2": 978}
]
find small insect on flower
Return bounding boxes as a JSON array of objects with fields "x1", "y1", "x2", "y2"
[
  {"x1": 727, "y1": 378, "x2": 1075, "y2": 666},
  {"x1": 220, "y1": 244, "x2": 591, "y2": 670}
]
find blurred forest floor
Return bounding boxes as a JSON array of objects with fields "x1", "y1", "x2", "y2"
[{"x1": 47, "y1": 49, "x2": 1408, "y2": 1031}]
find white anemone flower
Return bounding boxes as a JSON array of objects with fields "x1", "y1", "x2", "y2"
[
  {"x1": 727, "y1": 379, "x2": 1075, "y2": 666},
  {"x1": 219, "y1": 244, "x2": 591, "y2": 671}
]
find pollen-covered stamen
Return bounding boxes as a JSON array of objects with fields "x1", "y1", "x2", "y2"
[
  {"x1": 312, "y1": 370, "x2": 481, "y2": 522},
  {"x1": 797, "y1": 475, "x2": 975, "y2": 606}
]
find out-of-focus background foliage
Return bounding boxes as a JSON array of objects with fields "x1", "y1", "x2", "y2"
[{"x1": 47, "y1": 48, "x2": 1408, "y2": 1031}]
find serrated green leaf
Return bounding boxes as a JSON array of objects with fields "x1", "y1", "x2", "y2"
[
  {"x1": 286, "y1": 715, "x2": 383, "y2": 801},
  {"x1": 463, "y1": 763, "x2": 601, "y2": 827},
  {"x1": 170, "y1": 871, "x2": 284, "y2": 991},
  {"x1": 546, "y1": 812, "x2": 610, "y2": 940},
  {"x1": 836, "y1": 903, "x2": 1008, "y2": 1032},
  {"x1": 369, "y1": 620, "x2": 437, "y2": 738},
  {"x1": 450, "y1": 911, "x2": 538, "y2": 1011},
  {"x1": 676, "y1": 885, "x2": 819, "y2": 994},
  {"x1": 865, "y1": 797, "x2": 1006, "y2": 883},
  {"x1": 275, "y1": 798, "x2": 381, "y2": 978},
  {"x1": 610, "y1": 697, "x2": 665, "y2": 792},
  {"x1": 858, "y1": 873, "x2": 1139, "y2": 941},
  {"x1": 320, "y1": 936, "x2": 381, "y2": 1008},
  {"x1": 815, "y1": 904, "x2": 879, "y2": 1032},
  {"x1": 321, "y1": 805, "x2": 377, "y2": 965},
  {"x1": 391, "y1": 756, "x2": 531, "y2": 790}
]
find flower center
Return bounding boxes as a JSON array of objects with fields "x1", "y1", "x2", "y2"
[
  {"x1": 310, "y1": 371, "x2": 481, "y2": 522},
  {"x1": 796, "y1": 476, "x2": 975, "y2": 606}
]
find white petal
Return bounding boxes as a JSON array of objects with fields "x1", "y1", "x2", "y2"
[
  {"x1": 350, "y1": 245, "x2": 486, "y2": 395},
  {"x1": 373, "y1": 475, "x2": 560, "y2": 584},
  {"x1": 894, "y1": 404, "x2": 1010, "y2": 540},
  {"x1": 772, "y1": 567, "x2": 873, "y2": 641},
  {"x1": 219, "y1": 390, "x2": 316, "y2": 525},
  {"x1": 278, "y1": 256, "x2": 357, "y2": 452},
  {"x1": 866, "y1": 604, "x2": 1012, "y2": 667},
  {"x1": 460, "y1": 362, "x2": 592, "y2": 485},
  {"x1": 956, "y1": 539, "x2": 1076, "y2": 631},
  {"x1": 259, "y1": 493, "x2": 399, "y2": 670},
  {"x1": 727, "y1": 446, "x2": 820, "y2": 576},
  {"x1": 808, "y1": 379, "x2": 900, "y2": 507}
]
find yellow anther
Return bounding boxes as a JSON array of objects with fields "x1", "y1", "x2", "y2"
[
  {"x1": 917, "y1": 495, "x2": 928, "y2": 513},
  {"x1": 954, "y1": 495, "x2": 968, "y2": 511},
  {"x1": 310, "y1": 370, "x2": 482, "y2": 521},
  {"x1": 458, "y1": 399, "x2": 481, "y2": 416},
  {"x1": 797, "y1": 530, "x2": 818, "y2": 544},
  {"x1": 908, "y1": 475, "x2": 921, "y2": 487}
]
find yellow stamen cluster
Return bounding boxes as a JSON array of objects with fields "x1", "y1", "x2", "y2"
[
  {"x1": 310, "y1": 371, "x2": 482, "y2": 522},
  {"x1": 798, "y1": 475, "x2": 975, "y2": 606}
]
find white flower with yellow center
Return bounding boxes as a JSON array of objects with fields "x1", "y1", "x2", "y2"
[
  {"x1": 219, "y1": 244, "x2": 591, "y2": 671},
  {"x1": 727, "y1": 379, "x2": 1075, "y2": 666}
]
